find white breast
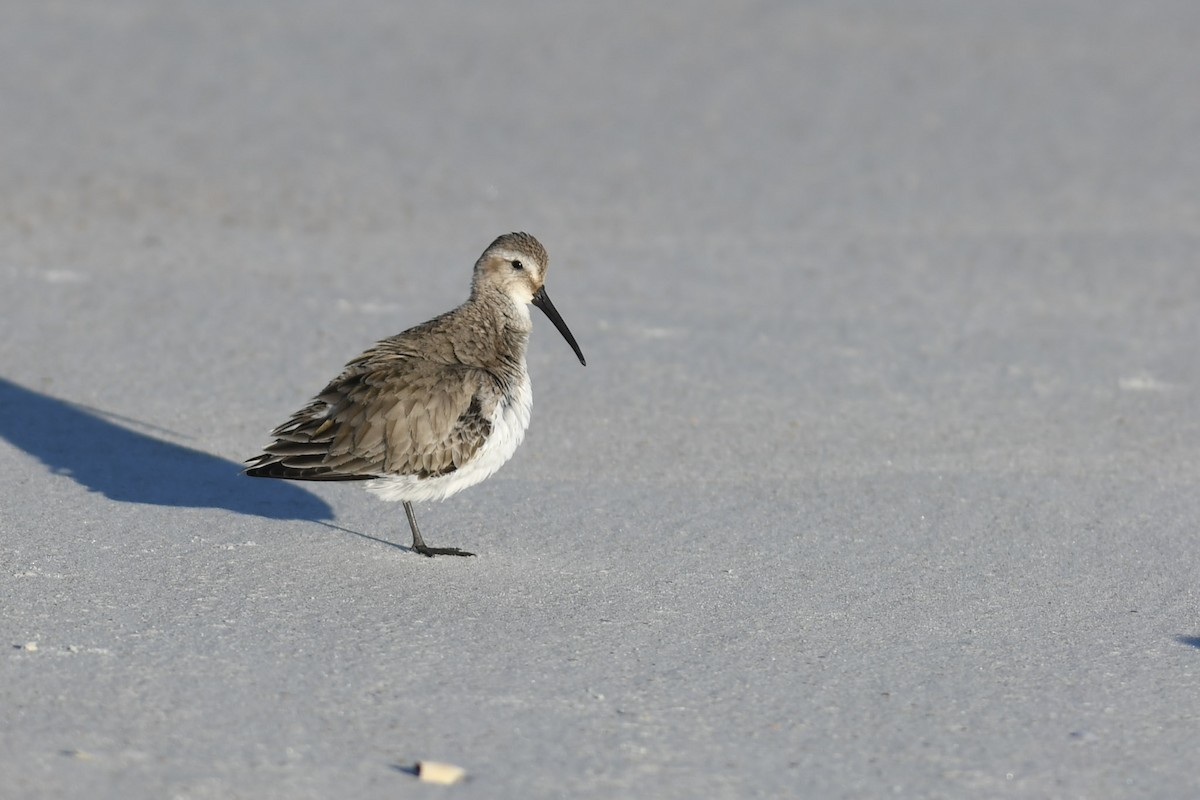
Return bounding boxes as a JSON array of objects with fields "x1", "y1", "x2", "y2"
[{"x1": 365, "y1": 372, "x2": 533, "y2": 504}]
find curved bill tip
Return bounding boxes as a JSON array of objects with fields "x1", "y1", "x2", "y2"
[{"x1": 532, "y1": 286, "x2": 586, "y2": 366}]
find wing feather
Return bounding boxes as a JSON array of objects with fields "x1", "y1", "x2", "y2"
[{"x1": 245, "y1": 341, "x2": 499, "y2": 481}]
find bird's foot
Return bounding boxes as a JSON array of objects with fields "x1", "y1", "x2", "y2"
[{"x1": 413, "y1": 544, "x2": 475, "y2": 558}]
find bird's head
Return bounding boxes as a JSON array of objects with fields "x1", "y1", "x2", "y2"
[{"x1": 472, "y1": 232, "x2": 586, "y2": 366}]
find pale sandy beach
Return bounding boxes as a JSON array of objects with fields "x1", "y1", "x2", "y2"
[{"x1": 3, "y1": 3, "x2": 1199, "y2": 797}]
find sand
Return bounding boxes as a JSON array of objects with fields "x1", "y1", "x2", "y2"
[{"x1": 3, "y1": 2, "x2": 1199, "y2": 797}]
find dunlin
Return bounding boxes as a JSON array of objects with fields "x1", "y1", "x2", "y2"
[{"x1": 245, "y1": 232, "x2": 585, "y2": 557}]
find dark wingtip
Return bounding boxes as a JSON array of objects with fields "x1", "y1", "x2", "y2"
[
  {"x1": 243, "y1": 461, "x2": 285, "y2": 479},
  {"x1": 243, "y1": 458, "x2": 375, "y2": 482}
]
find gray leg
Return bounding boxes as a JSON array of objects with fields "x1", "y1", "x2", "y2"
[{"x1": 403, "y1": 501, "x2": 474, "y2": 558}]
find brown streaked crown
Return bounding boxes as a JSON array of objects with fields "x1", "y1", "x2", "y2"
[{"x1": 476, "y1": 232, "x2": 548, "y2": 272}]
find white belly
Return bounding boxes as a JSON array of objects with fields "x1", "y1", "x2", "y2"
[{"x1": 365, "y1": 374, "x2": 533, "y2": 503}]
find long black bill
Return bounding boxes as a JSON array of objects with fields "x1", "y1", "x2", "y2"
[{"x1": 532, "y1": 286, "x2": 586, "y2": 366}]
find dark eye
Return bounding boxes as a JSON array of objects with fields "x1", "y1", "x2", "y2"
[{"x1": 511, "y1": 260, "x2": 524, "y2": 270}]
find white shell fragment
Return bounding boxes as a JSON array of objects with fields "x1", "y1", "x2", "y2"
[{"x1": 417, "y1": 760, "x2": 466, "y2": 785}]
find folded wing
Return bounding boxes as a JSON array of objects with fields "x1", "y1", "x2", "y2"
[{"x1": 245, "y1": 355, "x2": 495, "y2": 481}]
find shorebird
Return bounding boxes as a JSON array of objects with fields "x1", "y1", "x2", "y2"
[{"x1": 245, "y1": 232, "x2": 585, "y2": 557}]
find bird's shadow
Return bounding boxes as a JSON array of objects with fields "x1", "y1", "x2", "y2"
[
  {"x1": 1175, "y1": 635, "x2": 1200, "y2": 649},
  {"x1": 0, "y1": 377, "x2": 331, "y2": 521}
]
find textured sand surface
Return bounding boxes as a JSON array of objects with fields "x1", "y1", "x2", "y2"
[{"x1": 3, "y1": 3, "x2": 1199, "y2": 797}]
